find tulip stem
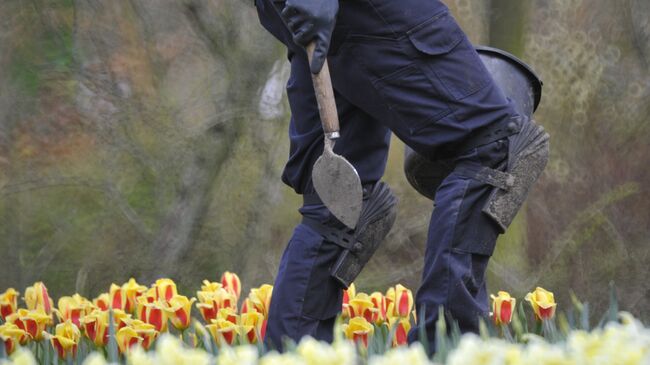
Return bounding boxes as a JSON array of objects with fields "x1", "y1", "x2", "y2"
[{"x1": 500, "y1": 324, "x2": 514, "y2": 342}]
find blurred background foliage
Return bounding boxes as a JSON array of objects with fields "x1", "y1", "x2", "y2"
[{"x1": 0, "y1": 0, "x2": 648, "y2": 321}]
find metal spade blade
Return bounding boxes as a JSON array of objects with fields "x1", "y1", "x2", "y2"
[
  {"x1": 312, "y1": 138, "x2": 363, "y2": 228},
  {"x1": 307, "y1": 42, "x2": 363, "y2": 229}
]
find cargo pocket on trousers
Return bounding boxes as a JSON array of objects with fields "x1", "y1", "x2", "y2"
[
  {"x1": 406, "y1": 11, "x2": 492, "y2": 101},
  {"x1": 301, "y1": 238, "x2": 344, "y2": 320}
]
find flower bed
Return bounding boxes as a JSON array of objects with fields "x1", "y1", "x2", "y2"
[{"x1": 1, "y1": 275, "x2": 649, "y2": 364}]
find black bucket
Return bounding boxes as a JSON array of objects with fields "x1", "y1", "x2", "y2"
[{"x1": 403, "y1": 46, "x2": 543, "y2": 200}]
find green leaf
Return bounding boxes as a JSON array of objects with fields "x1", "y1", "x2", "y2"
[
  {"x1": 107, "y1": 310, "x2": 119, "y2": 363},
  {"x1": 417, "y1": 304, "x2": 429, "y2": 357}
]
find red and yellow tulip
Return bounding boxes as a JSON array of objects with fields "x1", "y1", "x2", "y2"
[
  {"x1": 55, "y1": 294, "x2": 92, "y2": 328},
  {"x1": 196, "y1": 288, "x2": 237, "y2": 323},
  {"x1": 0, "y1": 288, "x2": 19, "y2": 321},
  {"x1": 162, "y1": 295, "x2": 196, "y2": 331},
  {"x1": 386, "y1": 284, "x2": 413, "y2": 318},
  {"x1": 206, "y1": 318, "x2": 239, "y2": 346},
  {"x1": 347, "y1": 293, "x2": 377, "y2": 323},
  {"x1": 240, "y1": 311, "x2": 266, "y2": 343},
  {"x1": 246, "y1": 284, "x2": 273, "y2": 317},
  {"x1": 525, "y1": 287, "x2": 557, "y2": 320},
  {"x1": 342, "y1": 317, "x2": 374, "y2": 347},
  {"x1": 122, "y1": 278, "x2": 147, "y2": 314},
  {"x1": 369, "y1": 292, "x2": 387, "y2": 324},
  {"x1": 491, "y1": 291, "x2": 516, "y2": 325},
  {"x1": 6, "y1": 309, "x2": 52, "y2": 342},
  {"x1": 388, "y1": 316, "x2": 411, "y2": 346},
  {"x1": 116, "y1": 326, "x2": 142, "y2": 354},
  {"x1": 341, "y1": 283, "x2": 356, "y2": 319},
  {"x1": 93, "y1": 293, "x2": 110, "y2": 311},
  {"x1": 0, "y1": 323, "x2": 29, "y2": 355},
  {"x1": 48, "y1": 320, "x2": 81, "y2": 360},
  {"x1": 109, "y1": 283, "x2": 128, "y2": 311},
  {"x1": 154, "y1": 278, "x2": 178, "y2": 303},
  {"x1": 124, "y1": 319, "x2": 158, "y2": 350},
  {"x1": 221, "y1": 272, "x2": 242, "y2": 300},
  {"x1": 142, "y1": 301, "x2": 168, "y2": 332},
  {"x1": 81, "y1": 310, "x2": 110, "y2": 347},
  {"x1": 24, "y1": 282, "x2": 53, "y2": 314}
]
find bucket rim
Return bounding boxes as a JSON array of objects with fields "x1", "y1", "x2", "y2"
[{"x1": 475, "y1": 45, "x2": 543, "y2": 112}]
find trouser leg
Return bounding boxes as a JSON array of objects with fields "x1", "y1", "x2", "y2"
[
  {"x1": 265, "y1": 209, "x2": 344, "y2": 350},
  {"x1": 406, "y1": 140, "x2": 508, "y2": 351}
]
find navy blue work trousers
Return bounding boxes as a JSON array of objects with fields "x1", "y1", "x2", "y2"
[{"x1": 255, "y1": 0, "x2": 517, "y2": 352}]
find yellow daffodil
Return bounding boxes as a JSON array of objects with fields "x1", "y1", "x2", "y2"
[{"x1": 525, "y1": 287, "x2": 557, "y2": 320}]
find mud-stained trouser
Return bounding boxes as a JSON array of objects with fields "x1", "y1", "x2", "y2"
[{"x1": 255, "y1": 0, "x2": 517, "y2": 352}]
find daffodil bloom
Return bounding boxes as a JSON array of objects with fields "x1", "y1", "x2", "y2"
[
  {"x1": 525, "y1": 287, "x2": 557, "y2": 320},
  {"x1": 386, "y1": 284, "x2": 413, "y2": 318},
  {"x1": 347, "y1": 293, "x2": 377, "y2": 323},
  {"x1": 125, "y1": 319, "x2": 158, "y2": 350},
  {"x1": 206, "y1": 318, "x2": 239, "y2": 346},
  {"x1": 162, "y1": 295, "x2": 196, "y2": 331},
  {"x1": 221, "y1": 272, "x2": 242, "y2": 300},
  {"x1": 6, "y1": 309, "x2": 52, "y2": 342},
  {"x1": 247, "y1": 284, "x2": 273, "y2": 316},
  {"x1": 142, "y1": 301, "x2": 168, "y2": 332},
  {"x1": 241, "y1": 311, "x2": 266, "y2": 343},
  {"x1": 154, "y1": 278, "x2": 178, "y2": 303},
  {"x1": 81, "y1": 310, "x2": 109, "y2": 347},
  {"x1": 122, "y1": 278, "x2": 147, "y2": 314},
  {"x1": 370, "y1": 292, "x2": 387, "y2": 324},
  {"x1": 387, "y1": 316, "x2": 411, "y2": 347},
  {"x1": 0, "y1": 288, "x2": 19, "y2": 321},
  {"x1": 24, "y1": 282, "x2": 53, "y2": 314},
  {"x1": 48, "y1": 320, "x2": 80, "y2": 359},
  {"x1": 116, "y1": 326, "x2": 142, "y2": 354},
  {"x1": 93, "y1": 293, "x2": 110, "y2": 311},
  {"x1": 491, "y1": 291, "x2": 516, "y2": 325},
  {"x1": 0, "y1": 323, "x2": 29, "y2": 355},
  {"x1": 342, "y1": 283, "x2": 356, "y2": 319},
  {"x1": 55, "y1": 294, "x2": 92, "y2": 328},
  {"x1": 342, "y1": 317, "x2": 374, "y2": 347}
]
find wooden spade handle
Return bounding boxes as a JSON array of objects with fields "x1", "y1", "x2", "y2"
[{"x1": 306, "y1": 42, "x2": 340, "y2": 139}]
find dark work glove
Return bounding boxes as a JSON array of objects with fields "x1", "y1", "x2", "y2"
[{"x1": 281, "y1": 0, "x2": 339, "y2": 74}]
